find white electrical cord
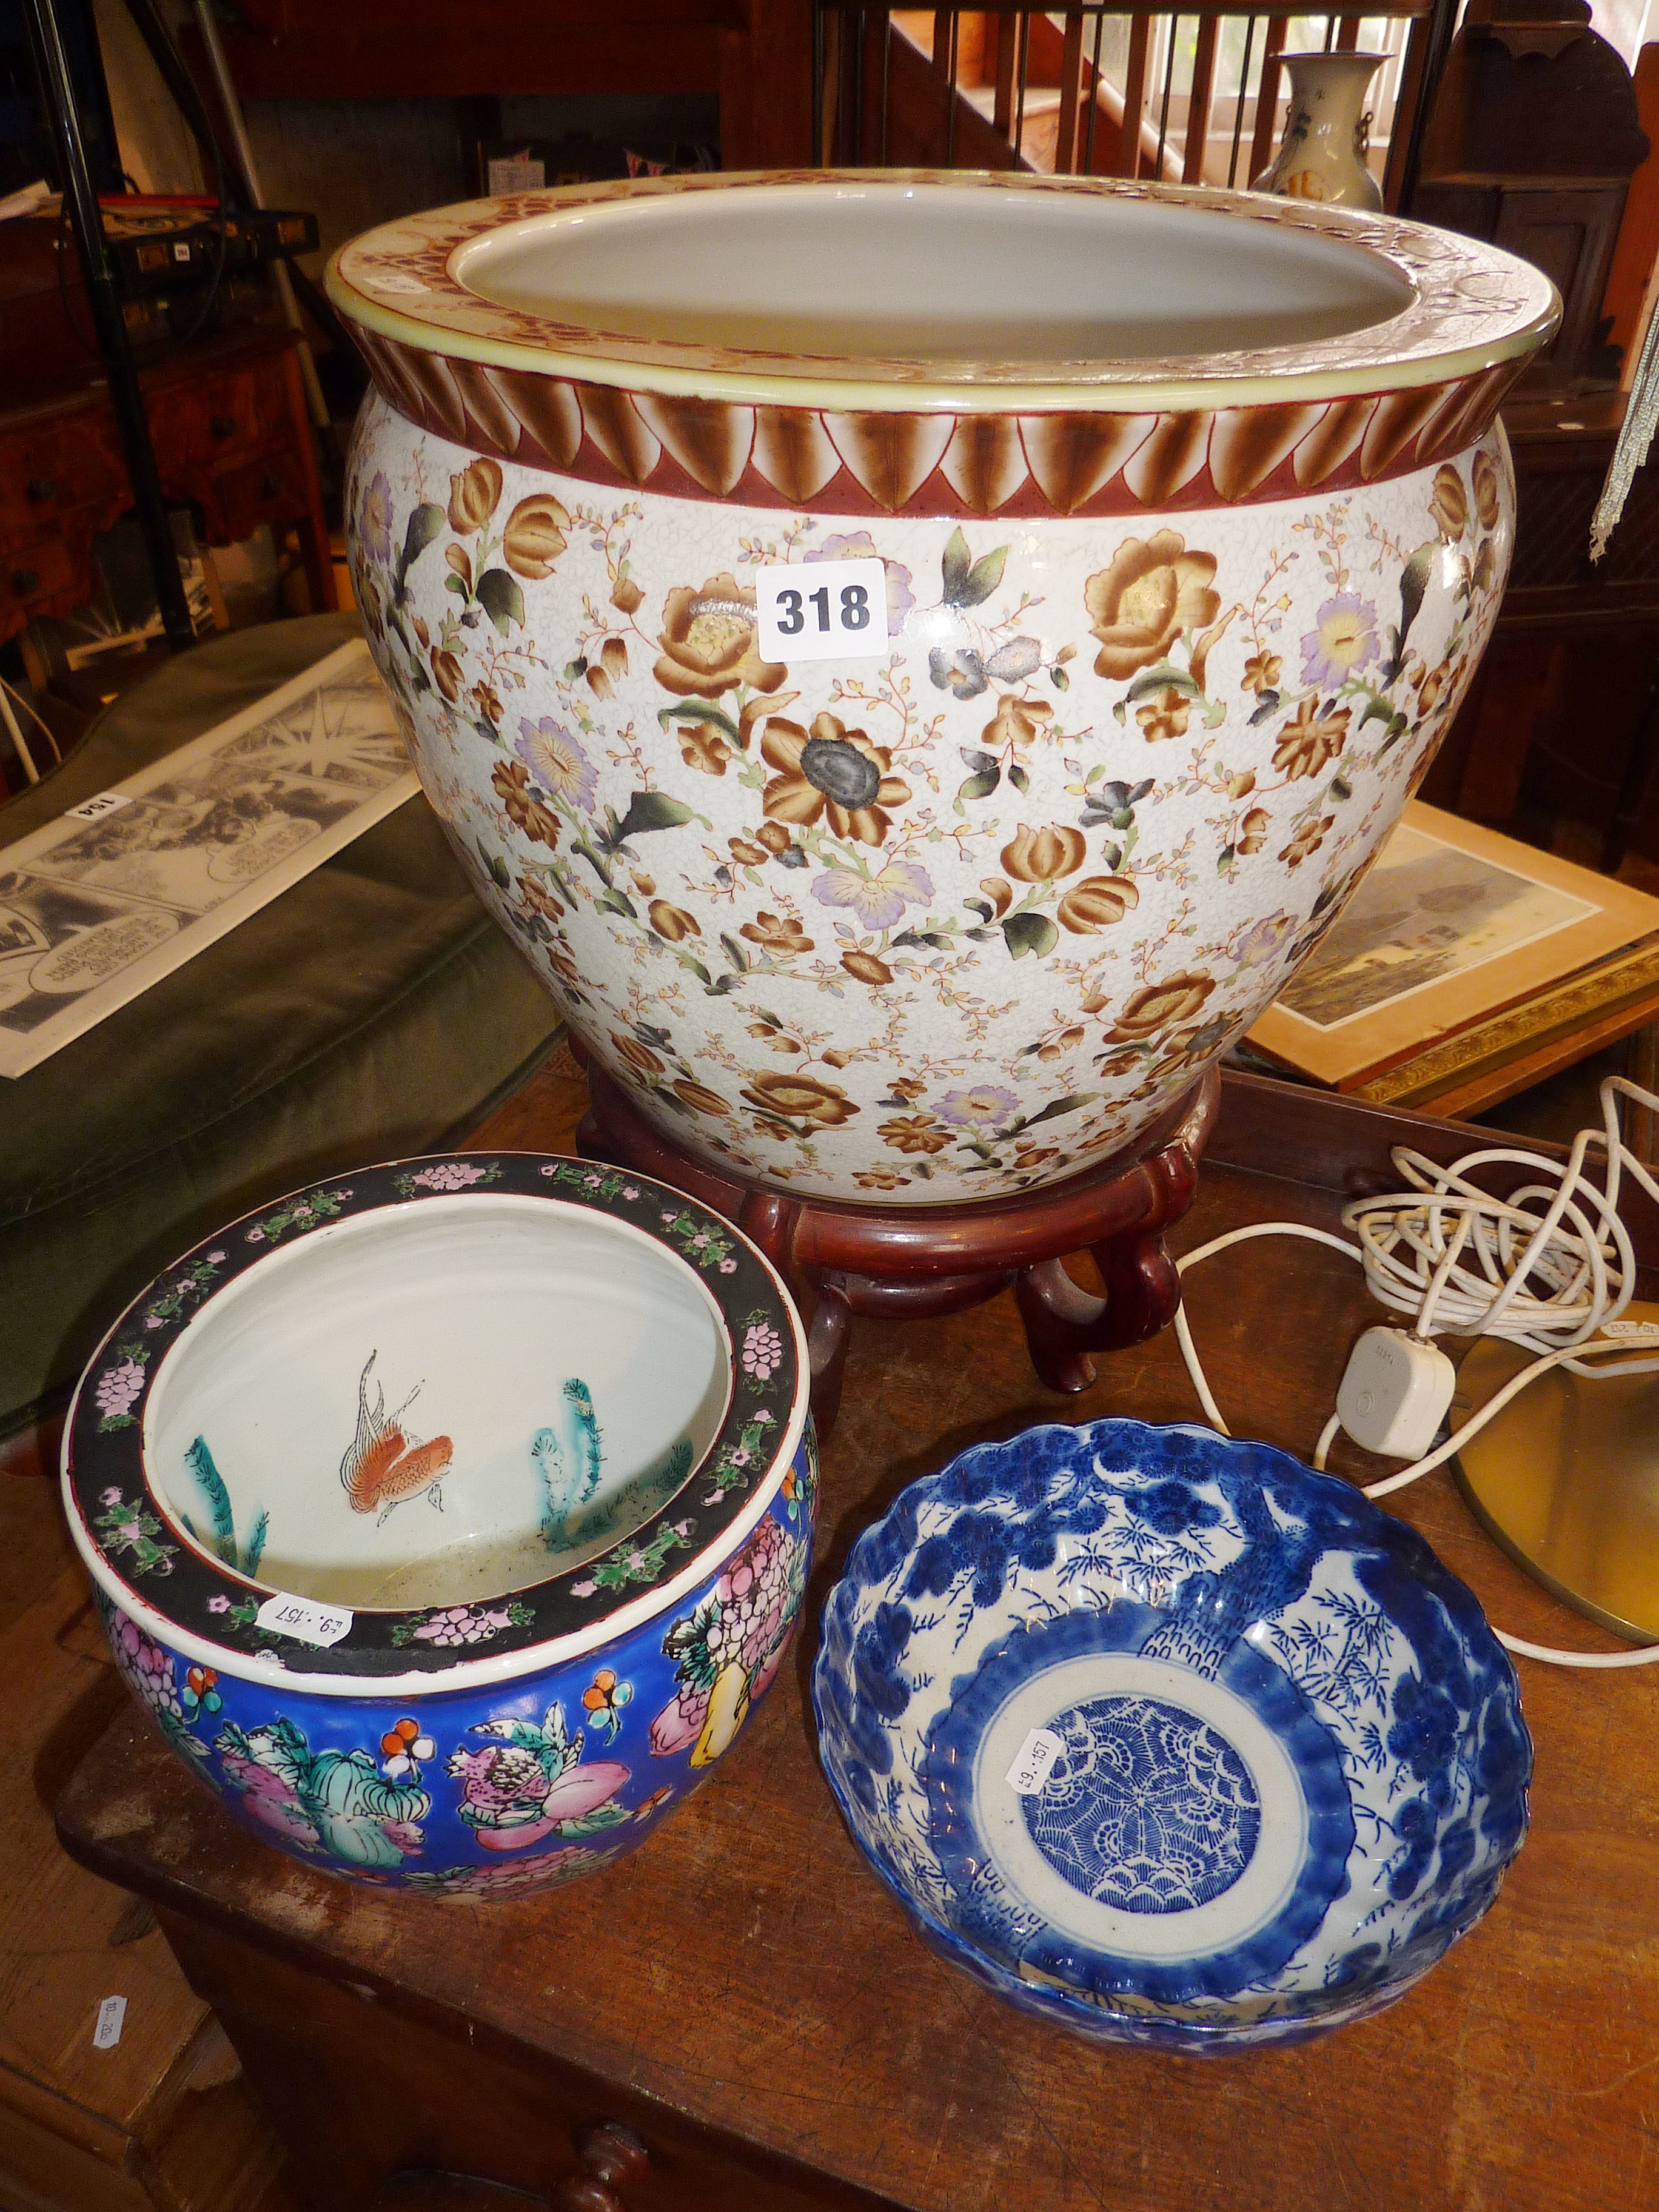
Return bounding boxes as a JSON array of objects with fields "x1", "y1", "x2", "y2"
[{"x1": 1173, "y1": 1075, "x2": 1659, "y2": 1668}]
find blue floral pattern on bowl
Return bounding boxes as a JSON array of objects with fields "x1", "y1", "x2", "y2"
[{"x1": 813, "y1": 1418, "x2": 1529, "y2": 2051}]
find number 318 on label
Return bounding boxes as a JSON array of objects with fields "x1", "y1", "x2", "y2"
[{"x1": 755, "y1": 558, "x2": 889, "y2": 664}]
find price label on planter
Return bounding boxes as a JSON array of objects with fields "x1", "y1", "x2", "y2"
[
  {"x1": 756, "y1": 558, "x2": 888, "y2": 663},
  {"x1": 255, "y1": 1592, "x2": 355, "y2": 1648},
  {"x1": 1006, "y1": 1727, "x2": 1064, "y2": 1795}
]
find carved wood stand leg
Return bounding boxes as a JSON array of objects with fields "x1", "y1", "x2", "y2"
[{"x1": 577, "y1": 1059, "x2": 1220, "y2": 1433}]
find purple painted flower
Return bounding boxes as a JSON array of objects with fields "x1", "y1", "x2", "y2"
[
  {"x1": 1300, "y1": 594, "x2": 1378, "y2": 689},
  {"x1": 742, "y1": 1321, "x2": 785, "y2": 1381},
  {"x1": 101, "y1": 1486, "x2": 122, "y2": 1507},
  {"x1": 207, "y1": 1595, "x2": 231, "y2": 1614},
  {"x1": 247, "y1": 1227, "x2": 265, "y2": 1244},
  {"x1": 572, "y1": 1578, "x2": 597, "y2": 1598},
  {"x1": 411, "y1": 1162, "x2": 489, "y2": 1193},
  {"x1": 811, "y1": 857, "x2": 934, "y2": 933},
  {"x1": 516, "y1": 718, "x2": 598, "y2": 814},
  {"x1": 935, "y1": 1084, "x2": 1022, "y2": 1128},
  {"x1": 145, "y1": 1315, "x2": 163, "y2": 1330},
  {"x1": 1233, "y1": 911, "x2": 1296, "y2": 971},
  {"x1": 623, "y1": 1186, "x2": 639, "y2": 1201},
  {"x1": 95, "y1": 1359, "x2": 145, "y2": 1421},
  {"x1": 363, "y1": 471, "x2": 394, "y2": 563},
  {"x1": 206, "y1": 1250, "x2": 226, "y2": 1262},
  {"x1": 719, "y1": 1258, "x2": 737, "y2": 1275},
  {"x1": 805, "y1": 532, "x2": 915, "y2": 634}
]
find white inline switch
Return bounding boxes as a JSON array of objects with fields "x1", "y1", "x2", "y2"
[{"x1": 1335, "y1": 1327, "x2": 1458, "y2": 1460}]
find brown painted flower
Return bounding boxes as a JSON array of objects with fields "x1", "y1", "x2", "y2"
[
  {"x1": 471, "y1": 680, "x2": 503, "y2": 726},
  {"x1": 1472, "y1": 449, "x2": 1501, "y2": 532},
  {"x1": 1280, "y1": 814, "x2": 1336, "y2": 869},
  {"x1": 981, "y1": 694, "x2": 1051, "y2": 749},
  {"x1": 748, "y1": 1016, "x2": 803, "y2": 1054},
  {"x1": 1107, "y1": 971, "x2": 1216, "y2": 1042},
  {"x1": 728, "y1": 836, "x2": 771, "y2": 867},
  {"x1": 1085, "y1": 532, "x2": 1221, "y2": 681},
  {"x1": 648, "y1": 900, "x2": 700, "y2": 941},
  {"x1": 676, "y1": 720, "x2": 732, "y2": 776},
  {"x1": 611, "y1": 1031, "x2": 664, "y2": 1080},
  {"x1": 491, "y1": 759, "x2": 560, "y2": 846},
  {"x1": 446, "y1": 543, "x2": 472, "y2": 589},
  {"x1": 1470, "y1": 539, "x2": 1495, "y2": 594},
  {"x1": 1417, "y1": 658, "x2": 1455, "y2": 714},
  {"x1": 611, "y1": 574, "x2": 645, "y2": 615},
  {"x1": 842, "y1": 950, "x2": 893, "y2": 985},
  {"x1": 888, "y1": 1075, "x2": 927, "y2": 1104},
  {"x1": 854, "y1": 1167, "x2": 910, "y2": 1191},
  {"x1": 432, "y1": 649, "x2": 463, "y2": 704},
  {"x1": 1058, "y1": 876, "x2": 1140, "y2": 933},
  {"x1": 600, "y1": 637, "x2": 628, "y2": 682},
  {"x1": 1273, "y1": 696, "x2": 1351, "y2": 780},
  {"x1": 739, "y1": 911, "x2": 813, "y2": 956},
  {"x1": 1135, "y1": 686, "x2": 1191, "y2": 745},
  {"x1": 1035, "y1": 1025, "x2": 1086, "y2": 1061},
  {"x1": 1237, "y1": 808, "x2": 1270, "y2": 855},
  {"x1": 761, "y1": 713, "x2": 910, "y2": 846},
  {"x1": 740, "y1": 1071, "x2": 859, "y2": 1128},
  {"x1": 586, "y1": 666, "x2": 612, "y2": 701},
  {"x1": 1430, "y1": 463, "x2": 1467, "y2": 542},
  {"x1": 655, "y1": 573, "x2": 786, "y2": 700},
  {"x1": 1225, "y1": 769, "x2": 1257, "y2": 799},
  {"x1": 517, "y1": 874, "x2": 563, "y2": 922},
  {"x1": 1001, "y1": 824, "x2": 1087, "y2": 883},
  {"x1": 879, "y1": 1113, "x2": 950, "y2": 1156},
  {"x1": 672, "y1": 1078, "x2": 731, "y2": 1116},
  {"x1": 979, "y1": 876, "x2": 1013, "y2": 919},
  {"x1": 500, "y1": 491, "x2": 568, "y2": 580},
  {"x1": 1242, "y1": 652, "x2": 1282, "y2": 695},
  {"x1": 1011, "y1": 1144, "x2": 1059, "y2": 1171},
  {"x1": 756, "y1": 821, "x2": 794, "y2": 856},
  {"x1": 447, "y1": 458, "x2": 501, "y2": 535}
]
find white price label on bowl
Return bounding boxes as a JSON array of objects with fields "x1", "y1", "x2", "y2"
[
  {"x1": 93, "y1": 1995, "x2": 127, "y2": 2049},
  {"x1": 1006, "y1": 1726, "x2": 1064, "y2": 1796},
  {"x1": 255, "y1": 1592, "x2": 355, "y2": 1647},
  {"x1": 755, "y1": 558, "x2": 888, "y2": 663}
]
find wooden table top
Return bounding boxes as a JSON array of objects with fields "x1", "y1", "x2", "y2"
[{"x1": 55, "y1": 1066, "x2": 1659, "y2": 2212}]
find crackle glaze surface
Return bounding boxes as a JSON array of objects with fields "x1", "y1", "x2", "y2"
[
  {"x1": 346, "y1": 393, "x2": 1513, "y2": 1204},
  {"x1": 813, "y1": 1420, "x2": 1530, "y2": 2050}
]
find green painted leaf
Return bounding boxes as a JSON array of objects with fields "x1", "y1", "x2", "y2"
[
  {"x1": 959, "y1": 547, "x2": 1008, "y2": 606},
  {"x1": 398, "y1": 503, "x2": 444, "y2": 575},
  {"x1": 1020, "y1": 1091, "x2": 1096, "y2": 1131},
  {"x1": 1051, "y1": 665, "x2": 1070, "y2": 690},
  {"x1": 614, "y1": 789, "x2": 696, "y2": 842},
  {"x1": 957, "y1": 768, "x2": 1000, "y2": 802},
  {"x1": 941, "y1": 526, "x2": 971, "y2": 603},
  {"x1": 1002, "y1": 911, "x2": 1057, "y2": 960},
  {"x1": 1125, "y1": 665, "x2": 1197, "y2": 704},
  {"x1": 476, "y1": 568, "x2": 525, "y2": 637},
  {"x1": 595, "y1": 888, "x2": 639, "y2": 920},
  {"x1": 659, "y1": 700, "x2": 740, "y2": 742},
  {"x1": 444, "y1": 572, "x2": 468, "y2": 598},
  {"x1": 1009, "y1": 764, "x2": 1030, "y2": 794}
]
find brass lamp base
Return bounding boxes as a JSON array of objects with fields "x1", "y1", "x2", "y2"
[{"x1": 1452, "y1": 1299, "x2": 1659, "y2": 1644}]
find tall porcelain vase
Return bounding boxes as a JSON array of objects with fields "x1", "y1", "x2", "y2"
[{"x1": 1253, "y1": 52, "x2": 1387, "y2": 210}]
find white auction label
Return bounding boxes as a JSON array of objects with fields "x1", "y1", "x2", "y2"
[
  {"x1": 255, "y1": 1591, "x2": 355, "y2": 1648},
  {"x1": 1601, "y1": 1319, "x2": 1659, "y2": 1342},
  {"x1": 93, "y1": 1996, "x2": 127, "y2": 2049},
  {"x1": 64, "y1": 789, "x2": 132, "y2": 823},
  {"x1": 755, "y1": 558, "x2": 888, "y2": 663},
  {"x1": 1005, "y1": 1726, "x2": 1064, "y2": 1796}
]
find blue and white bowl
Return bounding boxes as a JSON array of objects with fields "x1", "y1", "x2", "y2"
[
  {"x1": 64, "y1": 1153, "x2": 814, "y2": 1897},
  {"x1": 813, "y1": 1418, "x2": 1529, "y2": 2051}
]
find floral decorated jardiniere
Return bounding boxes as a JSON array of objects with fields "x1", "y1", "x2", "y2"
[
  {"x1": 328, "y1": 172, "x2": 1556, "y2": 1208},
  {"x1": 813, "y1": 1419, "x2": 1530, "y2": 2050},
  {"x1": 63, "y1": 1155, "x2": 814, "y2": 1894}
]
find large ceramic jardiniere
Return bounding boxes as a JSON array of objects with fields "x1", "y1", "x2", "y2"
[
  {"x1": 328, "y1": 172, "x2": 1556, "y2": 1208},
  {"x1": 63, "y1": 1155, "x2": 814, "y2": 1895}
]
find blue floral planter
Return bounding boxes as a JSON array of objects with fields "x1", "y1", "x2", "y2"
[
  {"x1": 813, "y1": 1418, "x2": 1529, "y2": 2049},
  {"x1": 66, "y1": 1155, "x2": 815, "y2": 1897}
]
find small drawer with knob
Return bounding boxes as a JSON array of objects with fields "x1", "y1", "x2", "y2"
[
  {"x1": 6, "y1": 533, "x2": 75, "y2": 615},
  {"x1": 215, "y1": 449, "x2": 306, "y2": 541}
]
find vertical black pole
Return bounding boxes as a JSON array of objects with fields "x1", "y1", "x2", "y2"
[{"x1": 24, "y1": 0, "x2": 195, "y2": 652}]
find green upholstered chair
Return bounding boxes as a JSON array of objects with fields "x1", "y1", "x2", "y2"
[{"x1": 0, "y1": 613, "x2": 561, "y2": 1435}]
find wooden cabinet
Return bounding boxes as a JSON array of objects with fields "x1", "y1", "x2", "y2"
[{"x1": 0, "y1": 327, "x2": 336, "y2": 649}]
